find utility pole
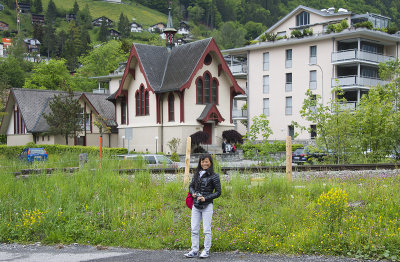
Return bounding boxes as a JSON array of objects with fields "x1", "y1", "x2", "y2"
[{"x1": 16, "y1": 0, "x2": 20, "y2": 34}]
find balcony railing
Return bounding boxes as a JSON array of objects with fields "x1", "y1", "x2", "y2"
[
  {"x1": 339, "y1": 102, "x2": 357, "y2": 111},
  {"x1": 331, "y1": 49, "x2": 396, "y2": 64},
  {"x1": 229, "y1": 63, "x2": 247, "y2": 74},
  {"x1": 332, "y1": 75, "x2": 390, "y2": 88},
  {"x1": 232, "y1": 109, "x2": 248, "y2": 119}
]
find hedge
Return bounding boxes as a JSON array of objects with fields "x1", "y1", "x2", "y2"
[{"x1": 0, "y1": 143, "x2": 128, "y2": 159}]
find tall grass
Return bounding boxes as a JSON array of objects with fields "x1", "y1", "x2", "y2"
[{"x1": 0, "y1": 158, "x2": 400, "y2": 261}]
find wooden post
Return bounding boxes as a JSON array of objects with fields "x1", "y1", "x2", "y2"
[
  {"x1": 286, "y1": 136, "x2": 292, "y2": 182},
  {"x1": 184, "y1": 137, "x2": 191, "y2": 186},
  {"x1": 100, "y1": 135, "x2": 103, "y2": 168}
]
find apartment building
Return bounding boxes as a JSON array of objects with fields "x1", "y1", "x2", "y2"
[{"x1": 224, "y1": 5, "x2": 400, "y2": 141}]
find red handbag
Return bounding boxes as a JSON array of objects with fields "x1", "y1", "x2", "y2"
[{"x1": 186, "y1": 192, "x2": 193, "y2": 209}]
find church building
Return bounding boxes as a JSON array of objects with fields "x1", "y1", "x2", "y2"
[{"x1": 108, "y1": 7, "x2": 244, "y2": 154}]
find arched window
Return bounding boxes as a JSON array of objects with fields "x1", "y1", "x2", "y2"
[
  {"x1": 135, "y1": 93, "x2": 140, "y2": 116},
  {"x1": 196, "y1": 73, "x2": 218, "y2": 105},
  {"x1": 145, "y1": 91, "x2": 149, "y2": 115},
  {"x1": 196, "y1": 78, "x2": 203, "y2": 104},
  {"x1": 212, "y1": 79, "x2": 218, "y2": 104},
  {"x1": 168, "y1": 93, "x2": 174, "y2": 121},
  {"x1": 204, "y1": 73, "x2": 210, "y2": 104},
  {"x1": 136, "y1": 85, "x2": 149, "y2": 116},
  {"x1": 140, "y1": 86, "x2": 145, "y2": 115}
]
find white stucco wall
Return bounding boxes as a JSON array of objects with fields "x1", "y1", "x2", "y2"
[
  {"x1": 248, "y1": 38, "x2": 334, "y2": 140},
  {"x1": 115, "y1": 49, "x2": 237, "y2": 154}
]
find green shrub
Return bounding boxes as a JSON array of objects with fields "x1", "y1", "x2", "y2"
[
  {"x1": 290, "y1": 29, "x2": 302, "y2": 38},
  {"x1": 170, "y1": 152, "x2": 180, "y2": 162},
  {"x1": 354, "y1": 21, "x2": 373, "y2": 30},
  {"x1": 0, "y1": 144, "x2": 127, "y2": 159},
  {"x1": 386, "y1": 24, "x2": 398, "y2": 34},
  {"x1": 265, "y1": 32, "x2": 277, "y2": 41},
  {"x1": 326, "y1": 20, "x2": 349, "y2": 33}
]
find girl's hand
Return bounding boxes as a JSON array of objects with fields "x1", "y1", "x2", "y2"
[{"x1": 197, "y1": 196, "x2": 205, "y2": 202}]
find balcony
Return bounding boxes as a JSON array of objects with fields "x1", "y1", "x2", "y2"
[
  {"x1": 229, "y1": 63, "x2": 247, "y2": 75},
  {"x1": 339, "y1": 101, "x2": 357, "y2": 111},
  {"x1": 232, "y1": 109, "x2": 248, "y2": 120},
  {"x1": 332, "y1": 75, "x2": 389, "y2": 89},
  {"x1": 332, "y1": 49, "x2": 396, "y2": 65}
]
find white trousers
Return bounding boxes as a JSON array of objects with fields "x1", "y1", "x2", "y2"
[{"x1": 190, "y1": 203, "x2": 213, "y2": 252}]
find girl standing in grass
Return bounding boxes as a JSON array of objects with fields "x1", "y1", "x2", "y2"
[{"x1": 184, "y1": 154, "x2": 221, "y2": 259}]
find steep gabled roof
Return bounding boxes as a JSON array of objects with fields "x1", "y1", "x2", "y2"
[
  {"x1": 0, "y1": 88, "x2": 116, "y2": 134},
  {"x1": 134, "y1": 44, "x2": 169, "y2": 90},
  {"x1": 82, "y1": 93, "x2": 117, "y2": 127},
  {"x1": 116, "y1": 38, "x2": 243, "y2": 97}
]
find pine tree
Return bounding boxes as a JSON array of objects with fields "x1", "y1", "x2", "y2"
[
  {"x1": 46, "y1": 0, "x2": 58, "y2": 24},
  {"x1": 33, "y1": 23, "x2": 43, "y2": 43},
  {"x1": 33, "y1": 0, "x2": 43, "y2": 13},
  {"x1": 72, "y1": 0, "x2": 79, "y2": 14},
  {"x1": 118, "y1": 13, "x2": 130, "y2": 38},
  {"x1": 98, "y1": 18, "x2": 109, "y2": 42},
  {"x1": 42, "y1": 91, "x2": 84, "y2": 145},
  {"x1": 42, "y1": 22, "x2": 57, "y2": 58}
]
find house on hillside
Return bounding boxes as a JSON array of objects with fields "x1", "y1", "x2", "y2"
[
  {"x1": 92, "y1": 16, "x2": 113, "y2": 27},
  {"x1": 223, "y1": 5, "x2": 400, "y2": 142},
  {"x1": 66, "y1": 14, "x2": 76, "y2": 22},
  {"x1": 0, "y1": 21, "x2": 8, "y2": 31},
  {"x1": 31, "y1": 14, "x2": 45, "y2": 25},
  {"x1": 0, "y1": 89, "x2": 118, "y2": 147},
  {"x1": 106, "y1": 7, "x2": 244, "y2": 154},
  {"x1": 104, "y1": 0, "x2": 122, "y2": 3},
  {"x1": 0, "y1": 4, "x2": 4, "y2": 11},
  {"x1": 148, "y1": 22, "x2": 166, "y2": 33},
  {"x1": 177, "y1": 21, "x2": 190, "y2": 35},
  {"x1": 130, "y1": 21, "x2": 143, "y2": 33},
  {"x1": 17, "y1": 2, "x2": 30, "y2": 13},
  {"x1": 109, "y1": 29, "x2": 120, "y2": 39},
  {"x1": 24, "y1": 38, "x2": 40, "y2": 53}
]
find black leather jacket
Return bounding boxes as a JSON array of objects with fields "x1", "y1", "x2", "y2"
[{"x1": 189, "y1": 169, "x2": 221, "y2": 209}]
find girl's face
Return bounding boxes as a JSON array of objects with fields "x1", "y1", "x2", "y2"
[{"x1": 200, "y1": 157, "x2": 211, "y2": 170}]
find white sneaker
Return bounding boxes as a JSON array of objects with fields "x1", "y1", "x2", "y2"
[
  {"x1": 184, "y1": 250, "x2": 198, "y2": 258},
  {"x1": 199, "y1": 250, "x2": 209, "y2": 258}
]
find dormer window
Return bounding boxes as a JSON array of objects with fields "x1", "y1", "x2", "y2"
[{"x1": 296, "y1": 11, "x2": 310, "y2": 26}]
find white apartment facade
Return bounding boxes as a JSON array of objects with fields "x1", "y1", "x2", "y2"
[{"x1": 225, "y1": 5, "x2": 400, "y2": 142}]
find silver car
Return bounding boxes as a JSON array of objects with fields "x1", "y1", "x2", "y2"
[{"x1": 116, "y1": 154, "x2": 184, "y2": 168}]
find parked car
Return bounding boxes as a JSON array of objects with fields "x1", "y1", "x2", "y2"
[
  {"x1": 19, "y1": 148, "x2": 48, "y2": 163},
  {"x1": 292, "y1": 147, "x2": 328, "y2": 165},
  {"x1": 116, "y1": 154, "x2": 184, "y2": 168}
]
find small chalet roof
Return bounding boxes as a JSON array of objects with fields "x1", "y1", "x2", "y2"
[
  {"x1": 197, "y1": 103, "x2": 225, "y2": 123},
  {"x1": 0, "y1": 89, "x2": 117, "y2": 134}
]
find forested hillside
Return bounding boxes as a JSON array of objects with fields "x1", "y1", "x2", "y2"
[{"x1": 143, "y1": 0, "x2": 400, "y2": 29}]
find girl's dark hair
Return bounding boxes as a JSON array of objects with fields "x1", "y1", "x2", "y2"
[{"x1": 194, "y1": 154, "x2": 214, "y2": 191}]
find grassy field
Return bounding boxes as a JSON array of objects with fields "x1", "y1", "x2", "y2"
[
  {"x1": 0, "y1": 156, "x2": 400, "y2": 261},
  {"x1": 41, "y1": 0, "x2": 166, "y2": 26},
  {"x1": 0, "y1": 0, "x2": 166, "y2": 32}
]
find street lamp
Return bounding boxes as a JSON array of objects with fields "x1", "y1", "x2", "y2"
[{"x1": 155, "y1": 136, "x2": 159, "y2": 154}]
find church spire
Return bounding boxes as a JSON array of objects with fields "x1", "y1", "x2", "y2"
[{"x1": 164, "y1": 2, "x2": 177, "y2": 51}]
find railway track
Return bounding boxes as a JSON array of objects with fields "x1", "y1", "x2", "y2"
[{"x1": 13, "y1": 163, "x2": 400, "y2": 176}]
